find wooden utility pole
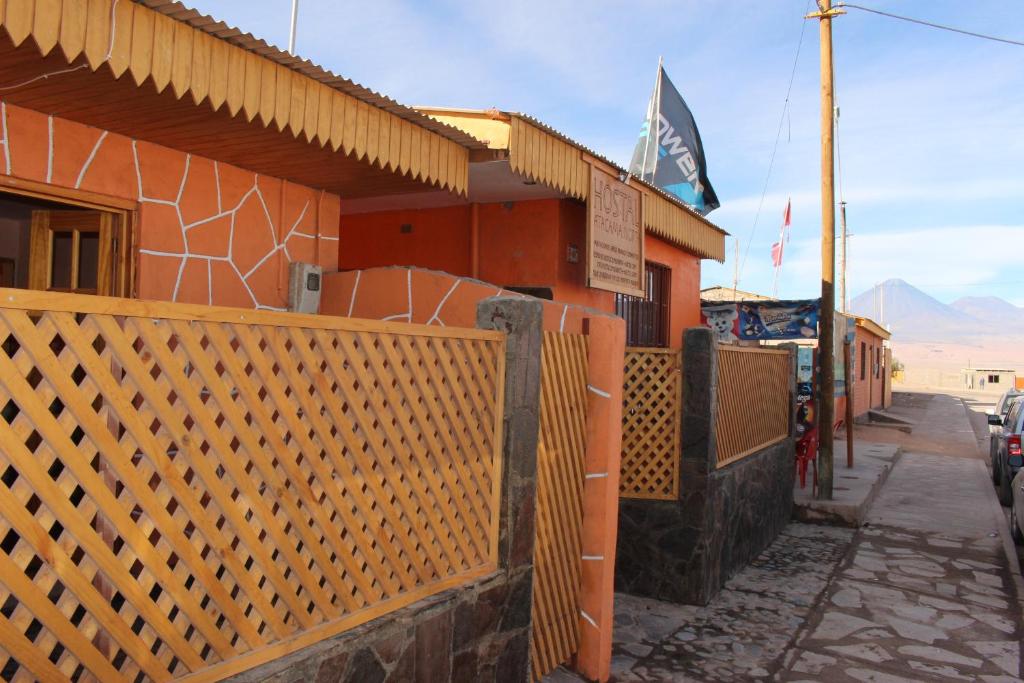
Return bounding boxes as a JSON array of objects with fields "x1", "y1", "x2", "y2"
[
  {"x1": 840, "y1": 200, "x2": 854, "y2": 468},
  {"x1": 810, "y1": 0, "x2": 842, "y2": 499}
]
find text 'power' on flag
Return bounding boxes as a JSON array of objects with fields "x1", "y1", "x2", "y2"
[{"x1": 628, "y1": 63, "x2": 719, "y2": 215}]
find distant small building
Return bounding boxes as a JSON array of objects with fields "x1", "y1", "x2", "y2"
[
  {"x1": 962, "y1": 368, "x2": 1017, "y2": 393},
  {"x1": 700, "y1": 285, "x2": 776, "y2": 303},
  {"x1": 851, "y1": 316, "x2": 892, "y2": 416},
  {"x1": 699, "y1": 284, "x2": 893, "y2": 419}
]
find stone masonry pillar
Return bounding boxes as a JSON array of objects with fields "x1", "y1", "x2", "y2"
[{"x1": 476, "y1": 296, "x2": 543, "y2": 574}]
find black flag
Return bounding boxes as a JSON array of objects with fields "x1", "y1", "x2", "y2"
[{"x1": 629, "y1": 64, "x2": 719, "y2": 215}]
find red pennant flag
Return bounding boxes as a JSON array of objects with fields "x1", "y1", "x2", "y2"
[{"x1": 771, "y1": 241, "x2": 784, "y2": 267}]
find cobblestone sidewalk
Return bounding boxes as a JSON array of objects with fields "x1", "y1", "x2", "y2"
[
  {"x1": 779, "y1": 524, "x2": 1020, "y2": 681},
  {"x1": 547, "y1": 523, "x2": 855, "y2": 682},
  {"x1": 546, "y1": 449, "x2": 1024, "y2": 682}
]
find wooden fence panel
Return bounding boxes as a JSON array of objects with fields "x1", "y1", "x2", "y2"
[
  {"x1": 0, "y1": 289, "x2": 505, "y2": 682},
  {"x1": 620, "y1": 347, "x2": 681, "y2": 500},
  {"x1": 715, "y1": 346, "x2": 791, "y2": 467},
  {"x1": 530, "y1": 331, "x2": 589, "y2": 681}
]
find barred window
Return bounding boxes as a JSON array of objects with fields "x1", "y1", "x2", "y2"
[{"x1": 615, "y1": 262, "x2": 671, "y2": 347}]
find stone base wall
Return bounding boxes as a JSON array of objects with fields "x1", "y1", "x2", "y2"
[
  {"x1": 710, "y1": 439, "x2": 795, "y2": 591},
  {"x1": 226, "y1": 569, "x2": 532, "y2": 683},
  {"x1": 616, "y1": 439, "x2": 794, "y2": 605},
  {"x1": 615, "y1": 329, "x2": 797, "y2": 606}
]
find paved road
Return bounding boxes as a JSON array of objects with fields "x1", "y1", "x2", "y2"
[{"x1": 548, "y1": 391, "x2": 1024, "y2": 681}]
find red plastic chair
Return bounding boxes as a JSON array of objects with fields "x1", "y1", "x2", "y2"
[{"x1": 795, "y1": 428, "x2": 819, "y2": 495}]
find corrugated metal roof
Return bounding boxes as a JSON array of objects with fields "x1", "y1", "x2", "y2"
[
  {"x1": 509, "y1": 112, "x2": 728, "y2": 237},
  {"x1": 137, "y1": 1, "x2": 488, "y2": 151},
  {"x1": 419, "y1": 106, "x2": 727, "y2": 238}
]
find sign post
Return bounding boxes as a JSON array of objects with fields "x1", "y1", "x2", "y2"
[{"x1": 586, "y1": 166, "x2": 644, "y2": 297}]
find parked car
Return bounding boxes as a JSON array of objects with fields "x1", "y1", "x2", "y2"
[
  {"x1": 989, "y1": 390, "x2": 1023, "y2": 484},
  {"x1": 990, "y1": 396, "x2": 1024, "y2": 505},
  {"x1": 1011, "y1": 467, "x2": 1024, "y2": 544}
]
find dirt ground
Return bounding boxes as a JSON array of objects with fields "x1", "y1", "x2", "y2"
[{"x1": 841, "y1": 389, "x2": 990, "y2": 459}]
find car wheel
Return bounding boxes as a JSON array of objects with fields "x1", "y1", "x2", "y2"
[
  {"x1": 999, "y1": 466, "x2": 1013, "y2": 506},
  {"x1": 992, "y1": 449, "x2": 1000, "y2": 485},
  {"x1": 1012, "y1": 506, "x2": 1023, "y2": 545}
]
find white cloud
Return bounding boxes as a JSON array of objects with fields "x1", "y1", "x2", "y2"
[{"x1": 775, "y1": 225, "x2": 1024, "y2": 299}]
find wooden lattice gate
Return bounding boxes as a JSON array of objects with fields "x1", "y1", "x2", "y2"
[
  {"x1": 0, "y1": 290, "x2": 506, "y2": 682},
  {"x1": 620, "y1": 347, "x2": 681, "y2": 500},
  {"x1": 530, "y1": 330, "x2": 589, "y2": 680}
]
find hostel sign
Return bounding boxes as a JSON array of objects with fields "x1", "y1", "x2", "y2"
[{"x1": 587, "y1": 166, "x2": 644, "y2": 296}]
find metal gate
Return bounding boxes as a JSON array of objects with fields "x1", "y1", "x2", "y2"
[{"x1": 529, "y1": 330, "x2": 589, "y2": 680}]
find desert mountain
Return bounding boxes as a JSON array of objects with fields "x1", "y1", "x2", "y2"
[
  {"x1": 849, "y1": 279, "x2": 1023, "y2": 342},
  {"x1": 950, "y1": 296, "x2": 1024, "y2": 330}
]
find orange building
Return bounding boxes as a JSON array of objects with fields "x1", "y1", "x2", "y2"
[
  {"x1": 0, "y1": 5, "x2": 726, "y2": 683},
  {"x1": 850, "y1": 315, "x2": 891, "y2": 416},
  {"x1": 0, "y1": 1, "x2": 478, "y2": 309},
  {"x1": 335, "y1": 109, "x2": 727, "y2": 349}
]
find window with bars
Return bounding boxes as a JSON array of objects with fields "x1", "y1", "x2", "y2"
[{"x1": 615, "y1": 261, "x2": 671, "y2": 348}]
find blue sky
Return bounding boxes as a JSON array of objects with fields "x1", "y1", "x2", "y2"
[{"x1": 185, "y1": 0, "x2": 1024, "y2": 306}]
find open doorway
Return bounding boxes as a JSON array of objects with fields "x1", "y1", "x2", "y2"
[{"x1": 0, "y1": 189, "x2": 131, "y2": 297}]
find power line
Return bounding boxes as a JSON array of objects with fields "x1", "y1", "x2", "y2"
[
  {"x1": 736, "y1": 0, "x2": 812, "y2": 290},
  {"x1": 839, "y1": 3, "x2": 1024, "y2": 47}
]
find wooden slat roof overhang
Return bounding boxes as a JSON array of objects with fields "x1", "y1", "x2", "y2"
[
  {"x1": 419, "y1": 107, "x2": 728, "y2": 262},
  {"x1": 0, "y1": 0, "x2": 483, "y2": 198}
]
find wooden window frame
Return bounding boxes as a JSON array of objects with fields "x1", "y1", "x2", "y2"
[{"x1": 0, "y1": 176, "x2": 136, "y2": 298}]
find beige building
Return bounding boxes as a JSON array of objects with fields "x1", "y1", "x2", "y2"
[
  {"x1": 700, "y1": 285, "x2": 776, "y2": 302},
  {"x1": 962, "y1": 368, "x2": 1017, "y2": 393}
]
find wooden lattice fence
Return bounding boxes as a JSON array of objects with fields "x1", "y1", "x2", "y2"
[
  {"x1": 530, "y1": 331, "x2": 589, "y2": 680},
  {"x1": 715, "y1": 345, "x2": 791, "y2": 467},
  {"x1": 0, "y1": 289, "x2": 505, "y2": 682},
  {"x1": 620, "y1": 347, "x2": 681, "y2": 500}
]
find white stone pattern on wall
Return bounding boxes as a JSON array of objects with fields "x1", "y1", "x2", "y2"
[{"x1": 0, "y1": 100, "x2": 339, "y2": 310}]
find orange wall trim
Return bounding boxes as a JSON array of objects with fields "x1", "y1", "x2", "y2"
[
  {"x1": 320, "y1": 265, "x2": 616, "y2": 334},
  {"x1": 0, "y1": 99, "x2": 340, "y2": 309},
  {"x1": 577, "y1": 315, "x2": 625, "y2": 682}
]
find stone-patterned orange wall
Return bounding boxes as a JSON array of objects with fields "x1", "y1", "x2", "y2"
[
  {"x1": 0, "y1": 100, "x2": 340, "y2": 310},
  {"x1": 338, "y1": 199, "x2": 703, "y2": 348},
  {"x1": 320, "y1": 265, "x2": 598, "y2": 334}
]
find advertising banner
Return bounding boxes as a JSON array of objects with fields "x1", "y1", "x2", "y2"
[{"x1": 701, "y1": 299, "x2": 820, "y2": 342}]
